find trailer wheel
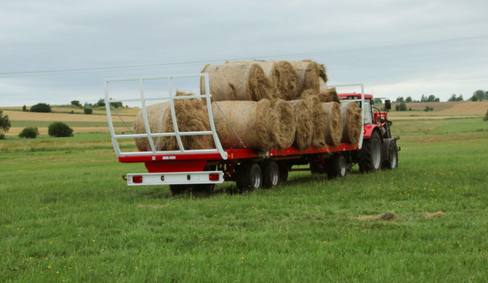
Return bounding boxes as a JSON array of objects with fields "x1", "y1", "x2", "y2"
[
  {"x1": 359, "y1": 131, "x2": 382, "y2": 173},
  {"x1": 236, "y1": 162, "x2": 262, "y2": 191},
  {"x1": 279, "y1": 164, "x2": 289, "y2": 183},
  {"x1": 327, "y1": 154, "x2": 347, "y2": 179},
  {"x1": 382, "y1": 143, "x2": 399, "y2": 170},
  {"x1": 262, "y1": 160, "x2": 280, "y2": 188},
  {"x1": 170, "y1": 185, "x2": 190, "y2": 195}
]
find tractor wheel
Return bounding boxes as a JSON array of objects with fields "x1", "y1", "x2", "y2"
[
  {"x1": 262, "y1": 160, "x2": 280, "y2": 188},
  {"x1": 327, "y1": 154, "x2": 347, "y2": 179},
  {"x1": 358, "y1": 131, "x2": 382, "y2": 173},
  {"x1": 236, "y1": 162, "x2": 262, "y2": 191},
  {"x1": 382, "y1": 143, "x2": 399, "y2": 170}
]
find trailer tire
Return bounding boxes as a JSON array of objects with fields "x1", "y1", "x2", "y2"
[
  {"x1": 327, "y1": 154, "x2": 347, "y2": 179},
  {"x1": 262, "y1": 160, "x2": 280, "y2": 188},
  {"x1": 358, "y1": 131, "x2": 382, "y2": 173},
  {"x1": 382, "y1": 143, "x2": 399, "y2": 170},
  {"x1": 236, "y1": 162, "x2": 262, "y2": 191},
  {"x1": 170, "y1": 185, "x2": 190, "y2": 195},
  {"x1": 279, "y1": 164, "x2": 289, "y2": 183}
]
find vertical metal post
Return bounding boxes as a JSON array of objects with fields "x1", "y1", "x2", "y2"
[
  {"x1": 105, "y1": 80, "x2": 122, "y2": 156},
  {"x1": 203, "y1": 73, "x2": 228, "y2": 159},
  {"x1": 358, "y1": 84, "x2": 365, "y2": 150},
  {"x1": 140, "y1": 79, "x2": 156, "y2": 153},
  {"x1": 168, "y1": 77, "x2": 185, "y2": 152}
]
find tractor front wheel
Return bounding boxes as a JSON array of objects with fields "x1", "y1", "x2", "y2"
[
  {"x1": 359, "y1": 131, "x2": 382, "y2": 173},
  {"x1": 383, "y1": 143, "x2": 399, "y2": 170}
]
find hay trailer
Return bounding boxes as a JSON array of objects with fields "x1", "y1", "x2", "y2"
[{"x1": 105, "y1": 74, "x2": 399, "y2": 194}]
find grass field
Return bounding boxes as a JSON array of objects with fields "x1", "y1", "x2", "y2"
[{"x1": 1, "y1": 105, "x2": 488, "y2": 282}]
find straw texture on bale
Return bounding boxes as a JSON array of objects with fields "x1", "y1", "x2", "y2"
[
  {"x1": 321, "y1": 102, "x2": 343, "y2": 146},
  {"x1": 200, "y1": 64, "x2": 277, "y2": 101},
  {"x1": 289, "y1": 60, "x2": 323, "y2": 95},
  {"x1": 302, "y1": 95, "x2": 326, "y2": 148},
  {"x1": 270, "y1": 99, "x2": 296, "y2": 149},
  {"x1": 340, "y1": 101, "x2": 362, "y2": 145},
  {"x1": 227, "y1": 60, "x2": 300, "y2": 100},
  {"x1": 319, "y1": 79, "x2": 328, "y2": 92},
  {"x1": 286, "y1": 100, "x2": 313, "y2": 149},
  {"x1": 134, "y1": 92, "x2": 214, "y2": 151},
  {"x1": 211, "y1": 100, "x2": 272, "y2": 151},
  {"x1": 318, "y1": 87, "x2": 340, "y2": 103}
]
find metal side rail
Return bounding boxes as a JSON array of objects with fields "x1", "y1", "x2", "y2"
[{"x1": 127, "y1": 171, "x2": 225, "y2": 186}]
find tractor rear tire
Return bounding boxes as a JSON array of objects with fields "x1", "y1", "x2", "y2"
[
  {"x1": 236, "y1": 162, "x2": 262, "y2": 191},
  {"x1": 358, "y1": 131, "x2": 382, "y2": 173},
  {"x1": 262, "y1": 160, "x2": 280, "y2": 188},
  {"x1": 327, "y1": 154, "x2": 347, "y2": 179},
  {"x1": 382, "y1": 143, "x2": 399, "y2": 170}
]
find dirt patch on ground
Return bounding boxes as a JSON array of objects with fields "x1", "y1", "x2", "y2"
[
  {"x1": 357, "y1": 212, "x2": 397, "y2": 221},
  {"x1": 426, "y1": 211, "x2": 446, "y2": 218}
]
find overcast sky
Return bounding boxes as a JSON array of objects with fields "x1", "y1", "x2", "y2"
[{"x1": 1, "y1": 0, "x2": 487, "y2": 106}]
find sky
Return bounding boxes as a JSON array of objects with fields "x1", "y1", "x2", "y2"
[{"x1": 1, "y1": 0, "x2": 487, "y2": 106}]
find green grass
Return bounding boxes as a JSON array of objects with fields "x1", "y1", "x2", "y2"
[{"x1": 1, "y1": 118, "x2": 488, "y2": 282}]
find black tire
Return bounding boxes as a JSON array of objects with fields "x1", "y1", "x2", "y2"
[
  {"x1": 262, "y1": 160, "x2": 280, "y2": 188},
  {"x1": 236, "y1": 162, "x2": 262, "y2": 191},
  {"x1": 382, "y1": 143, "x2": 399, "y2": 170},
  {"x1": 170, "y1": 185, "x2": 190, "y2": 195},
  {"x1": 279, "y1": 164, "x2": 289, "y2": 183},
  {"x1": 310, "y1": 161, "x2": 326, "y2": 174},
  {"x1": 327, "y1": 154, "x2": 347, "y2": 179},
  {"x1": 358, "y1": 131, "x2": 382, "y2": 173}
]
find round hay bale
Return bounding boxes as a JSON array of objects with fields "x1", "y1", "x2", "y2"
[
  {"x1": 133, "y1": 92, "x2": 214, "y2": 151},
  {"x1": 270, "y1": 99, "x2": 296, "y2": 149},
  {"x1": 341, "y1": 101, "x2": 362, "y2": 145},
  {"x1": 302, "y1": 95, "x2": 326, "y2": 148},
  {"x1": 317, "y1": 87, "x2": 340, "y2": 103},
  {"x1": 286, "y1": 100, "x2": 313, "y2": 149},
  {"x1": 227, "y1": 60, "x2": 300, "y2": 100},
  {"x1": 321, "y1": 102, "x2": 343, "y2": 146},
  {"x1": 319, "y1": 79, "x2": 328, "y2": 92},
  {"x1": 288, "y1": 60, "x2": 323, "y2": 95},
  {"x1": 200, "y1": 64, "x2": 277, "y2": 101},
  {"x1": 211, "y1": 99, "x2": 272, "y2": 151}
]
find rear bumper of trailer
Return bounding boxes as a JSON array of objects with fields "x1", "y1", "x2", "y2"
[{"x1": 126, "y1": 171, "x2": 225, "y2": 186}]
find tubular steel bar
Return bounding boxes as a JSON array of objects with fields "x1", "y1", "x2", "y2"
[{"x1": 104, "y1": 73, "x2": 228, "y2": 160}]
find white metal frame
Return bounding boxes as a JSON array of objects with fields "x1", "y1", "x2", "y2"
[
  {"x1": 328, "y1": 83, "x2": 365, "y2": 150},
  {"x1": 105, "y1": 74, "x2": 228, "y2": 160}
]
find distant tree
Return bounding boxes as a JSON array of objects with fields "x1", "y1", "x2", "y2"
[
  {"x1": 427, "y1": 95, "x2": 436, "y2": 102},
  {"x1": 472, "y1": 90, "x2": 485, "y2": 101},
  {"x1": 396, "y1": 96, "x2": 404, "y2": 103},
  {"x1": 110, "y1": 101, "x2": 123, "y2": 108},
  {"x1": 22, "y1": 105, "x2": 27, "y2": 111},
  {"x1": 71, "y1": 100, "x2": 81, "y2": 107},
  {"x1": 30, "y1": 103, "x2": 52, "y2": 113},
  {"x1": 424, "y1": 106, "x2": 430, "y2": 112},
  {"x1": 434, "y1": 98, "x2": 440, "y2": 102},
  {"x1": 0, "y1": 109, "x2": 11, "y2": 139},
  {"x1": 48, "y1": 122, "x2": 73, "y2": 137},
  {"x1": 457, "y1": 95, "x2": 464, "y2": 101},
  {"x1": 409, "y1": 108, "x2": 412, "y2": 111},
  {"x1": 373, "y1": 98, "x2": 382, "y2": 104},
  {"x1": 18, "y1": 127, "x2": 39, "y2": 139},
  {"x1": 84, "y1": 108, "x2": 93, "y2": 114},
  {"x1": 421, "y1": 94, "x2": 427, "y2": 102},
  {"x1": 96, "y1": 99, "x2": 105, "y2": 107},
  {"x1": 395, "y1": 104, "x2": 400, "y2": 111},
  {"x1": 471, "y1": 95, "x2": 479, "y2": 102},
  {"x1": 430, "y1": 107, "x2": 434, "y2": 111},
  {"x1": 405, "y1": 96, "x2": 412, "y2": 103},
  {"x1": 448, "y1": 94, "x2": 457, "y2": 102},
  {"x1": 399, "y1": 102, "x2": 408, "y2": 111}
]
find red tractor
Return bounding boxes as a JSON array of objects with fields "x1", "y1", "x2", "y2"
[{"x1": 337, "y1": 93, "x2": 400, "y2": 174}]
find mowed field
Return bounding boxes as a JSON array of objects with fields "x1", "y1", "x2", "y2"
[{"x1": 1, "y1": 103, "x2": 488, "y2": 282}]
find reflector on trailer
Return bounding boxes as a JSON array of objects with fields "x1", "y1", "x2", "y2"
[
  {"x1": 209, "y1": 173, "x2": 219, "y2": 181},
  {"x1": 132, "y1": 176, "x2": 143, "y2": 183}
]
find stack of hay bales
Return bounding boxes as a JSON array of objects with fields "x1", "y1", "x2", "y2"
[{"x1": 133, "y1": 59, "x2": 361, "y2": 153}]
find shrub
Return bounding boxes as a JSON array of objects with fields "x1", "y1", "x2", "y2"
[
  {"x1": 19, "y1": 127, "x2": 39, "y2": 139},
  {"x1": 22, "y1": 105, "x2": 27, "y2": 111},
  {"x1": 424, "y1": 106, "x2": 430, "y2": 112},
  {"x1": 30, "y1": 103, "x2": 52, "y2": 113},
  {"x1": 48, "y1": 122, "x2": 73, "y2": 137},
  {"x1": 0, "y1": 109, "x2": 11, "y2": 138},
  {"x1": 84, "y1": 108, "x2": 93, "y2": 114},
  {"x1": 395, "y1": 104, "x2": 400, "y2": 111},
  {"x1": 409, "y1": 108, "x2": 412, "y2": 111},
  {"x1": 430, "y1": 107, "x2": 434, "y2": 111},
  {"x1": 399, "y1": 102, "x2": 407, "y2": 111},
  {"x1": 71, "y1": 100, "x2": 81, "y2": 107}
]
